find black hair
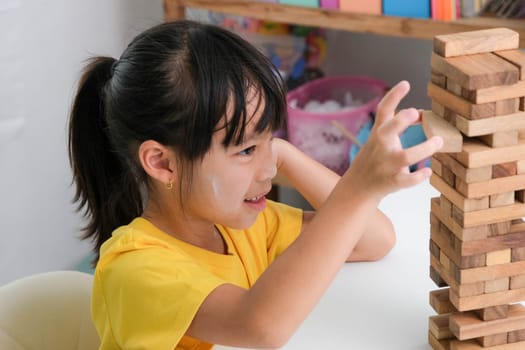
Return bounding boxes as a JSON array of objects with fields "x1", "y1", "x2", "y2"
[{"x1": 68, "y1": 20, "x2": 286, "y2": 263}]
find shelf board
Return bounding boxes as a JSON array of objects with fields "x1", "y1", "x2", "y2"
[{"x1": 164, "y1": 0, "x2": 525, "y2": 47}]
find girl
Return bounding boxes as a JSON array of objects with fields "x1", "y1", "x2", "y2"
[{"x1": 68, "y1": 20, "x2": 441, "y2": 349}]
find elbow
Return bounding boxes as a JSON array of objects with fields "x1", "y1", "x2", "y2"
[
  {"x1": 370, "y1": 228, "x2": 396, "y2": 261},
  {"x1": 243, "y1": 314, "x2": 294, "y2": 349}
]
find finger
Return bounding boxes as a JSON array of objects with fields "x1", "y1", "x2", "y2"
[
  {"x1": 380, "y1": 107, "x2": 420, "y2": 136},
  {"x1": 394, "y1": 166, "x2": 433, "y2": 189},
  {"x1": 375, "y1": 80, "x2": 410, "y2": 127},
  {"x1": 398, "y1": 136, "x2": 443, "y2": 167}
]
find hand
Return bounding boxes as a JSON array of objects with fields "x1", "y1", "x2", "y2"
[{"x1": 343, "y1": 81, "x2": 443, "y2": 201}]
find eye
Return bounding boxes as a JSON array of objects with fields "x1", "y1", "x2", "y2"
[{"x1": 238, "y1": 145, "x2": 256, "y2": 156}]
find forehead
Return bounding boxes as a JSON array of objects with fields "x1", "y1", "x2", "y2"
[{"x1": 215, "y1": 86, "x2": 266, "y2": 142}]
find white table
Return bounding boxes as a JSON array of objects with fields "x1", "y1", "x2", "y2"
[{"x1": 217, "y1": 181, "x2": 440, "y2": 349}]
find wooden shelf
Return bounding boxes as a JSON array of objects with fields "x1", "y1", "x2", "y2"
[{"x1": 164, "y1": 0, "x2": 525, "y2": 47}]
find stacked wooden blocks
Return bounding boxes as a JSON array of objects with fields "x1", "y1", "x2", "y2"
[{"x1": 425, "y1": 28, "x2": 525, "y2": 350}]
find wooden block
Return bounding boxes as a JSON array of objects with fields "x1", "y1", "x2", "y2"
[
  {"x1": 432, "y1": 70, "x2": 448, "y2": 88},
  {"x1": 428, "y1": 83, "x2": 517, "y2": 120},
  {"x1": 486, "y1": 249, "x2": 512, "y2": 266},
  {"x1": 450, "y1": 338, "x2": 525, "y2": 350},
  {"x1": 463, "y1": 80, "x2": 525, "y2": 104},
  {"x1": 457, "y1": 229, "x2": 525, "y2": 256},
  {"x1": 433, "y1": 100, "x2": 447, "y2": 117},
  {"x1": 449, "y1": 304, "x2": 525, "y2": 340},
  {"x1": 432, "y1": 157, "x2": 444, "y2": 176},
  {"x1": 433, "y1": 28, "x2": 519, "y2": 58},
  {"x1": 484, "y1": 277, "x2": 509, "y2": 293},
  {"x1": 510, "y1": 274, "x2": 525, "y2": 289},
  {"x1": 478, "y1": 332, "x2": 507, "y2": 347},
  {"x1": 430, "y1": 314, "x2": 454, "y2": 340},
  {"x1": 450, "y1": 286, "x2": 525, "y2": 311},
  {"x1": 480, "y1": 130, "x2": 519, "y2": 148},
  {"x1": 455, "y1": 112, "x2": 525, "y2": 137},
  {"x1": 422, "y1": 110, "x2": 463, "y2": 152},
  {"x1": 430, "y1": 238, "x2": 441, "y2": 259},
  {"x1": 431, "y1": 220, "x2": 486, "y2": 269},
  {"x1": 493, "y1": 162, "x2": 518, "y2": 179},
  {"x1": 490, "y1": 191, "x2": 516, "y2": 208},
  {"x1": 430, "y1": 255, "x2": 484, "y2": 298},
  {"x1": 430, "y1": 288, "x2": 457, "y2": 314},
  {"x1": 431, "y1": 198, "x2": 490, "y2": 241},
  {"x1": 494, "y1": 49, "x2": 525, "y2": 80},
  {"x1": 456, "y1": 202, "x2": 525, "y2": 228},
  {"x1": 442, "y1": 165, "x2": 456, "y2": 187},
  {"x1": 429, "y1": 331, "x2": 452, "y2": 350},
  {"x1": 475, "y1": 305, "x2": 509, "y2": 321},
  {"x1": 446, "y1": 79, "x2": 463, "y2": 96},
  {"x1": 453, "y1": 138, "x2": 525, "y2": 168},
  {"x1": 431, "y1": 52, "x2": 519, "y2": 90},
  {"x1": 431, "y1": 264, "x2": 448, "y2": 287},
  {"x1": 430, "y1": 175, "x2": 489, "y2": 211},
  {"x1": 433, "y1": 154, "x2": 492, "y2": 183},
  {"x1": 512, "y1": 247, "x2": 525, "y2": 262},
  {"x1": 459, "y1": 260, "x2": 525, "y2": 284},
  {"x1": 454, "y1": 174, "x2": 524, "y2": 198},
  {"x1": 517, "y1": 160, "x2": 525, "y2": 174},
  {"x1": 508, "y1": 329, "x2": 525, "y2": 343}
]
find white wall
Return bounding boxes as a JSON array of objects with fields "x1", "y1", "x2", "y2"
[
  {"x1": 0, "y1": 3, "x2": 432, "y2": 285},
  {"x1": 0, "y1": 0, "x2": 164, "y2": 285}
]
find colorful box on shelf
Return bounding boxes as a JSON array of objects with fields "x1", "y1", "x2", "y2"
[
  {"x1": 279, "y1": 0, "x2": 319, "y2": 7},
  {"x1": 339, "y1": 0, "x2": 381, "y2": 14},
  {"x1": 383, "y1": 0, "x2": 431, "y2": 19},
  {"x1": 320, "y1": 0, "x2": 338, "y2": 9}
]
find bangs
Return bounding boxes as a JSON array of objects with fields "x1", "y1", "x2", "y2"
[{"x1": 187, "y1": 24, "x2": 287, "y2": 152}]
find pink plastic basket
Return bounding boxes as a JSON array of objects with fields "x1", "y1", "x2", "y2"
[{"x1": 286, "y1": 76, "x2": 387, "y2": 175}]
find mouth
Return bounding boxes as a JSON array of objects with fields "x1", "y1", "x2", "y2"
[
  {"x1": 244, "y1": 188, "x2": 271, "y2": 203},
  {"x1": 244, "y1": 194, "x2": 265, "y2": 203}
]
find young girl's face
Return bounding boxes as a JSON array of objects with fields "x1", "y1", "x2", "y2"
[{"x1": 184, "y1": 91, "x2": 277, "y2": 229}]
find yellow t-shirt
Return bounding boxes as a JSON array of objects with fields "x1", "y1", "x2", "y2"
[{"x1": 92, "y1": 200, "x2": 303, "y2": 350}]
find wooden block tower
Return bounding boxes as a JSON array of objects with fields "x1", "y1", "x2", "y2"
[{"x1": 425, "y1": 28, "x2": 525, "y2": 349}]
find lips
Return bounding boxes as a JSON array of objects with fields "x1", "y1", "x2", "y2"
[
  {"x1": 244, "y1": 188, "x2": 271, "y2": 203},
  {"x1": 245, "y1": 195, "x2": 264, "y2": 202}
]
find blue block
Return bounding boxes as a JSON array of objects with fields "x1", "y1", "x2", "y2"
[
  {"x1": 383, "y1": 0, "x2": 431, "y2": 19},
  {"x1": 279, "y1": 0, "x2": 319, "y2": 8}
]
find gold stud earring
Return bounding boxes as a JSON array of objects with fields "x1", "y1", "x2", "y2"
[{"x1": 166, "y1": 180, "x2": 173, "y2": 190}]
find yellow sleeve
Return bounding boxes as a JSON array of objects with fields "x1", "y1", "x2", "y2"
[
  {"x1": 264, "y1": 200, "x2": 303, "y2": 264},
  {"x1": 92, "y1": 247, "x2": 225, "y2": 349}
]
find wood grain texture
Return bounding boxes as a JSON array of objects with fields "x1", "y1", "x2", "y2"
[
  {"x1": 449, "y1": 304, "x2": 525, "y2": 340},
  {"x1": 453, "y1": 138, "x2": 525, "y2": 168},
  {"x1": 462, "y1": 80, "x2": 525, "y2": 104},
  {"x1": 495, "y1": 49, "x2": 525, "y2": 80},
  {"x1": 433, "y1": 154, "x2": 492, "y2": 183},
  {"x1": 434, "y1": 28, "x2": 519, "y2": 57},
  {"x1": 431, "y1": 53, "x2": 519, "y2": 90},
  {"x1": 422, "y1": 110, "x2": 463, "y2": 152},
  {"x1": 428, "y1": 83, "x2": 518, "y2": 119},
  {"x1": 455, "y1": 112, "x2": 525, "y2": 137},
  {"x1": 430, "y1": 288, "x2": 457, "y2": 314}
]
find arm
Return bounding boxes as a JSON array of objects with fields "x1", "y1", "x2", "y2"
[
  {"x1": 274, "y1": 138, "x2": 396, "y2": 262},
  {"x1": 187, "y1": 81, "x2": 443, "y2": 348}
]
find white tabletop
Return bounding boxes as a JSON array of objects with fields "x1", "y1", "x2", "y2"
[{"x1": 217, "y1": 181, "x2": 439, "y2": 349}]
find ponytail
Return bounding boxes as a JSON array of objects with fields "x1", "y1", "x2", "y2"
[{"x1": 68, "y1": 57, "x2": 143, "y2": 264}]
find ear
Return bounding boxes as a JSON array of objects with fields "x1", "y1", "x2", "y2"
[{"x1": 138, "y1": 140, "x2": 177, "y2": 185}]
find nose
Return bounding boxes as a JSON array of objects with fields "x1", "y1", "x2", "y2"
[{"x1": 256, "y1": 142, "x2": 277, "y2": 182}]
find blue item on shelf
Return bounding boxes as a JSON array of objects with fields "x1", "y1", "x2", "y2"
[
  {"x1": 349, "y1": 120, "x2": 430, "y2": 172},
  {"x1": 383, "y1": 0, "x2": 431, "y2": 19}
]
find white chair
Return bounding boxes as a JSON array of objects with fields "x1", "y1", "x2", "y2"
[{"x1": 0, "y1": 271, "x2": 100, "y2": 350}]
